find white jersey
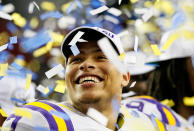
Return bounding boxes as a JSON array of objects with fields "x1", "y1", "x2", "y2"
[{"x1": 2, "y1": 96, "x2": 194, "y2": 131}]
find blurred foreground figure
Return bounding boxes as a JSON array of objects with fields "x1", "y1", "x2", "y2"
[
  {"x1": 0, "y1": 70, "x2": 36, "y2": 127},
  {"x1": 2, "y1": 26, "x2": 194, "y2": 131}
]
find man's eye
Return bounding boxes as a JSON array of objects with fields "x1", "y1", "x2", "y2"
[
  {"x1": 70, "y1": 58, "x2": 82, "y2": 63},
  {"x1": 97, "y1": 56, "x2": 107, "y2": 60}
]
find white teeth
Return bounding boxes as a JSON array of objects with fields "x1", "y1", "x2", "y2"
[{"x1": 78, "y1": 76, "x2": 100, "y2": 84}]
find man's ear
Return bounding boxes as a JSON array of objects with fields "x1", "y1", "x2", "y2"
[{"x1": 121, "y1": 72, "x2": 130, "y2": 87}]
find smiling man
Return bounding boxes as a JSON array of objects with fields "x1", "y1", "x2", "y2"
[{"x1": 2, "y1": 27, "x2": 173, "y2": 131}]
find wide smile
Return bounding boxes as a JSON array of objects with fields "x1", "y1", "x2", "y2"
[{"x1": 75, "y1": 74, "x2": 104, "y2": 85}]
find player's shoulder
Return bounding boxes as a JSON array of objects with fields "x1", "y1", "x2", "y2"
[{"x1": 2, "y1": 100, "x2": 76, "y2": 131}]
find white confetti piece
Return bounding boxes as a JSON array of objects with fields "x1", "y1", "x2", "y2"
[
  {"x1": 87, "y1": 108, "x2": 108, "y2": 126},
  {"x1": 119, "y1": 0, "x2": 122, "y2": 5},
  {"x1": 122, "y1": 91, "x2": 136, "y2": 98},
  {"x1": 77, "y1": 38, "x2": 88, "y2": 43},
  {"x1": 0, "y1": 44, "x2": 8, "y2": 52},
  {"x1": 97, "y1": 37, "x2": 128, "y2": 74},
  {"x1": 45, "y1": 64, "x2": 64, "y2": 79},
  {"x1": 28, "y1": 2, "x2": 35, "y2": 14},
  {"x1": 68, "y1": 31, "x2": 85, "y2": 46},
  {"x1": 117, "y1": 30, "x2": 129, "y2": 38},
  {"x1": 2, "y1": 3, "x2": 15, "y2": 13},
  {"x1": 107, "y1": 7, "x2": 122, "y2": 16},
  {"x1": 130, "y1": 81, "x2": 136, "y2": 88},
  {"x1": 33, "y1": 1, "x2": 40, "y2": 11},
  {"x1": 0, "y1": 11, "x2": 12, "y2": 20},
  {"x1": 104, "y1": 15, "x2": 119, "y2": 24},
  {"x1": 134, "y1": 35, "x2": 138, "y2": 52},
  {"x1": 36, "y1": 85, "x2": 49, "y2": 94},
  {"x1": 142, "y1": 8, "x2": 154, "y2": 22},
  {"x1": 90, "y1": 5, "x2": 109, "y2": 15},
  {"x1": 134, "y1": 8, "x2": 148, "y2": 15}
]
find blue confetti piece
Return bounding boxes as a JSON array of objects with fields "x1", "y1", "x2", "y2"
[
  {"x1": 66, "y1": 2, "x2": 74, "y2": 14},
  {"x1": 6, "y1": 22, "x2": 18, "y2": 34},
  {"x1": 0, "y1": 5, "x2": 3, "y2": 11},
  {"x1": 10, "y1": 36, "x2": 17, "y2": 44},
  {"x1": 75, "y1": 0, "x2": 83, "y2": 8},
  {"x1": 150, "y1": 113, "x2": 158, "y2": 127},
  {"x1": 0, "y1": 76, "x2": 3, "y2": 80},
  {"x1": 50, "y1": 110, "x2": 70, "y2": 120},
  {"x1": 10, "y1": 62, "x2": 23, "y2": 70},
  {"x1": 70, "y1": 45, "x2": 80, "y2": 56},
  {"x1": 8, "y1": 42, "x2": 14, "y2": 50},
  {"x1": 40, "y1": 11, "x2": 63, "y2": 20},
  {"x1": 90, "y1": 0, "x2": 104, "y2": 8},
  {"x1": 11, "y1": 97, "x2": 26, "y2": 104},
  {"x1": 21, "y1": 29, "x2": 51, "y2": 52},
  {"x1": 131, "y1": 110, "x2": 139, "y2": 117},
  {"x1": 40, "y1": 86, "x2": 54, "y2": 97},
  {"x1": 171, "y1": 11, "x2": 186, "y2": 29},
  {"x1": 111, "y1": 97, "x2": 120, "y2": 114},
  {"x1": 114, "y1": 123, "x2": 119, "y2": 129},
  {"x1": 33, "y1": 126, "x2": 56, "y2": 131}
]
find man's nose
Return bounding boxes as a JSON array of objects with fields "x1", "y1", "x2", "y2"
[{"x1": 79, "y1": 59, "x2": 96, "y2": 71}]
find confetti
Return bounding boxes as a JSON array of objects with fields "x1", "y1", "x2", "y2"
[
  {"x1": 9, "y1": 36, "x2": 17, "y2": 44},
  {"x1": 142, "y1": 7, "x2": 154, "y2": 22},
  {"x1": 161, "y1": 32, "x2": 179, "y2": 51},
  {"x1": 130, "y1": 81, "x2": 136, "y2": 88},
  {"x1": 118, "y1": 0, "x2": 122, "y2": 5},
  {"x1": 121, "y1": 105, "x2": 130, "y2": 119},
  {"x1": 30, "y1": 17, "x2": 39, "y2": 29},
  {"x1": 41, "y1": 1, "x2": 55, "y2": 11},
  {"x1": 0, "y1": 11, "x2": 12, "y2": 20},
  {"x1": 0, "y1": 108, "x2": 8, "y2": 117},
  {"x1": 0, "y1": 44, "x2": 8, "y2": 52},
  {"x1": 188, "y1": 116, "x2": 194, "y2": 125},
  {"x1": 111, "y1": 97, "x2": 120, "y2": 115},
  {"x1": 160, "y1": 99, "x2": 175, "y2": 107},
  {"x1": 0, "y1": 63, "x2": 8, "y2": 76},
  {"x1": 90, "y1": 5, "x2": 109, "y2": 15},
  {"x1": 40, "y1": 11, "x2": 63, "y2": 20},
  {"x1": 14, "y1": 108, "x2": 32, "y2": 119},
  {"x1": 65, "y1": 2, "x2": 74, "y2": 14},
  {"x1": 36, "y1": 85, "x2": 49, "y2": 95},
  {"x1": 33, "y1": 127, "x2": 49, "y2": 131},
  {"x1": 1, "y1": 3, "x2": 15, "y2": 13},
  {"x1": 77, "y1": 38, "x2": 88, "y2": 43},
  {"x1": 10, "y1": 62, "x2": 23, "y2": 70},
  {"x1": 134, "y1": 35, "x2": 138, "y2": 52},
  {"x1": 25, "y1": 74, "x2": 32, "y2": 90},
  {"x1": 119, "y1": 52, "x2": 125, "y2": 60},
  {"x1": 54, "y1": 80, "x2": 66, "y2": 94},
  {"x1": 11, "y1": 97, "x2": 26, "y2": 104},
  {"x1": 33, "y1": 1, "x2": 40, "y2": 11},
  {"x1": 28, "y1": 2, "x2": 35, "y2": 14},
  {"x1": 104, "y1": 15, "x2": 119, "y2": 24},
  {"x1": 87, "y1": 108, "x2": 108, "y2": 126},
  {"x1": 183, "y1": 96, "x2": 194, "y2": 106},
  {"x1": 107, "y1": 7, "x2": 122, "y2": 16},
  {"x1": 68, "y1": 31, "x2": 85, "y2": 46},
  {"x1": 45, "y1": 64, "x2": 64, "y2": 79},
  {"x1": 151, "y1": 44, "x2": 161, "y2": 56},
  {"x1": 70, "y1": 45, "x2": 80, "y2": 56},
  {"x1": 12, "y1": 13, "x2": 26, "y2": 27},
  {"x1": 50, "y1": 110, "x2": 69, "y2": 120},
  {"x1": 75, "y1": 0, "x2": 83, "y2": 8},
  {"x1": 131, "y1": 110, "x2": 139, "y2": 117},
  {"x1": 97, "y1": 37, "x2": 128, "y2": 74}
]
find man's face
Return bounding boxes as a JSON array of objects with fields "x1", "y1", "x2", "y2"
[{"x1": 65, "y1": 41, "x2": 128, "y2": 106}]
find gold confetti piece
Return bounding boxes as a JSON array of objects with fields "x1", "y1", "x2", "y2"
[
  {"x1": 119, "y1": 52, "x2": 125, "y2": 60},
  {"x1": 44, "y1": 87, "x2": 50, "y2": 94},
  {"x1": 12, "y1": 13, "x2": 26, "y2": 27},
  {"x1": 30, "y1": 17, "x2": 39, "y2": 29},
  {"x1": 154, "y1": 0, "x2": 175, "y2": 16},
  {"x1": 33, "y1": 42, "x2": 53, "y2": 57},
  {"x1": 14, "y1": 108, "x2": 32, "y2": 119},
  {"x1": 130, "y1": 0, "x2": 139, "y2": 4},
  {"x1": 49, "y1": 31, "x2": 64, "y2": 43},
  {"x1": 41, "y1": 1, "x2": 56, "y2": 11},
  {"x1": 0, "y1": 108, "x2": 8, "y2": 117},
  {"x1": 0, "y1": 32, "x2": 9, "y2": 46},
  {"x1": 61, "y1": 2, "x2": 71, "y2": 13},
  {"x1": 54, "y1": 80, "x2": 66, "y2": 94},
  {"x1": 151, "y1": 44, "x2": 161, "y2": 56},
  {"x1": 160, "y1": 99, "x2": 175, "y2": 107},
  {"x1": 162, "y1": 33, "x2": 179, "y2": 50},
  {"x1": 0, "y1": 63, "x2": 8, "y2": 76},
  {"x1": 121, "y1": 105, "x2": 130, "y2": 119},
  {"x1": 15, "y1": 59, "x2": 26, "y2": 66},
  {"x1": 183, "y1": 30, "x2": 194, "y2": 39},
  {"x1": 183, "y1": 96, "x2": 194, "y2": 106},
  {"x1": 0, "y1": 127, "x2": 12, "y2": 131},
  {"x1": 25, "y1": 74, "x2": 32, "y2": 90}
]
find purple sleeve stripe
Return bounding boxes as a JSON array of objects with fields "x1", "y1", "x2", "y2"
[
  {"x1": 141, "y1": 98, "x2": 180, "y2": 126},
  {"x1": 39, "y1": 100, "x2": 75, "y2": 131},
  {"x1": 11, "y1": 116, "x2": 22, "y2": 131},
  {"x1": 23, "y1": 105, "x2": 58, "y2": 131}
]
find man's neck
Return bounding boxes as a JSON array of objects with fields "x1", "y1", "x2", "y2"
[{"x1": 73, "y1": 99, "x2": 120, "y2": 130}]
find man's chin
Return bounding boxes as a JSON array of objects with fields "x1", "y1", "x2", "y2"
[{"x1": 79, "y1": 97, "x2": 100, "y2": 104}]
